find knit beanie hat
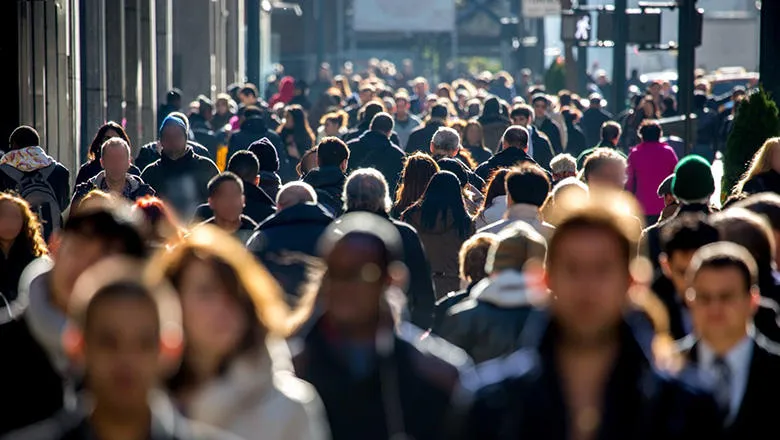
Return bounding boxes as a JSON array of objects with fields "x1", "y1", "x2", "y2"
[
  {"x1": 158, "y1": 114, "x2": 187, "y2": 139},
  {"x1": 671, "y1": 155, "x2": 715, "y2": 203},
  {"x1": 248, "y1": 138, "x2": 280, "y2": 172},
  {"x1": 485, "y1": 221, "x2": 547, "y2": 274}
]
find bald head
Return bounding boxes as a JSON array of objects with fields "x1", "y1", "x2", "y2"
[{"x1": 276, "y1": 181, "x2": 318, "y2": 210}]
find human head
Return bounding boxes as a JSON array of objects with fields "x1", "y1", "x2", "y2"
[
  {"x1": 99, "y1": 138, "x2": 132, "y2": 181},
  {"x1": 479, "y1": 168, "x2": 510, "y2": 212},
  {"x1": 197, "y1": 95, "x2": 214, "y2": 121},
  {"x1": 486, "y1": 221, "x2": 546, "y2": 274},
  {"x1": 672, "y1": 155, "x2": 714, "y2": 204},
  {"x1": 394, "y1": 91, "x2": 410, "y2": 117},
  {"x1": 147, "y1": 226, "x2": 290, "y2": 393},
  {"x1": 8, "y1": 125, "x2": 40, "y2": 151},
  {"x1": 659, "y1": 214, "x2": 719, "y2": 296},
  {"x1": 545, "y1": 177, "x2": 590, "y2": 226},
  {"x1": 657, "y1": 174, "x2": 676, "y2": 207},
  {"x1": 0, "y1": 192, "x2": 47, "y2": 259},
  {"x1": 430, "y1": 127, "x2": 461, "y2": 159},
  {"x1": 458, "y1": 233, "x2": 497, "y2": 286},
  {"x1": 318, "y1": 212, "x2": 405, "y2": 330},
  {"x1": 710, "y1": 208, "x2": 776, "y2": 290},
  {"x1": 296, "y1": 147, "x2": 318, "y2": 177},
  {"x1": 358, "y1": 82, "x2": 376, "y2": 104},
  {"x1": 510, "y1": 105, "x2": 533, "y2": 127},
  {"x1": 321, "y1": 111, "x2": 348, "y2": 136},
  {"x1": 248, "y1": 138, "x2": 280, "y2": 173},
  {"x1": 589, "y1": 93, "x2": 603, "y2": 109},
  {"x1": 415, "y1": 171, "x2": 472, "y2": 239},
  {"x1": 215, "y1": 93, "x2": 231, "y2": 116},
  {"x1": 501, "y1": 126, "x2": 530, "y2": 151},
  {"x1": 317, "y1": 137, "x2": 350, "y2": 171},
  {"x1": 600, "y1": 121, "x2": 622, "y2": 146},
  {"x1": 369, "y1": 112, "x2": 395, "y2": 137},
  {"x1": 463, "y1": 121, "x2": 484, "y2": 147},
  {"x1": 550, "y1": 154, "x2": 577, "y2": 183},
  {"x1": 429, "y1": 103, "x2": 449, "y2": 121},
  {"x1": 88, "y1": 122, "x2": 130, "y2": 161},
  {"x1": 132, "y1": 196, "x2": 185, "y2": 248},
  {"x1": 66, "y1": 258, "x2": 182, "y2": 413},
  {"x1": 505, "y1": 164, "x2": 550, "y2": 208},
  {"x1": 531, "y1": 94, "x2": 549, "y2": 119},
  {"x1": 166, "y1": 88, "x2": 182, "y2": 107},
  {"x1": 737, "y1": 137, "x2": 780, "y2": 193},
  {"x1": 238, "y1": 84, "x2": 258, "y2": 105},
  {"x1": 344, "y1": 168, "x2": 392, "y2": 215},
  {"x1": 207, "y1": 172, "x2": 245, "y2": 223},
  {"x1": 685, "y1": 242, "x2": 759, "y2": 351},
  {"x1": 734, "y1": 193, "x2": 780, "y2": 267},
  {"x1": 158, "y1": 115, "x2": 188, "y2": 158},
  {"x1": 638, "y1": 120, "x2": 662, "y2": 143},
  {"x1": 51, "y1": 203, "x2": 147, "y2": 313},
  {"x1": 582, "y1": 148, "x2": 627, "y2": 190},
  {"x1": 394, "y1": 153, "x2": 439, "y2": 215},
  {"x1": 227, "y1": 150, "x2": 260, "y2": 185},
  {"x1": 276, "y1": 181, "x2": 317, "y2": 211}
]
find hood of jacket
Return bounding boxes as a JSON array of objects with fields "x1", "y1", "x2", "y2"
[
  {"x1": 259, "y1": 170, "x2": 282, "y2": 187},
  {"x1": 88, "y1": 170, "x2": 145, "y2": 193},
  {"x1": 259, "y1": 202, "x2": 334, "y2": 231},
  {"x1": 470, "y1": 270, "x2": 539, "y2": 308},
  {"x1": 0, "y1": 146, "x2": 55, "y2": 172},
  {"x1": 303, "y1": 166, "x2": 346, "y2": 190}
]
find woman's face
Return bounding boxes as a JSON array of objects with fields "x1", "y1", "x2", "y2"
[
  {"x1": 324, "y1": 120, "x2": 339, "y2": 136},
  {"x1": 284, "y1": 113, "x2": 294, "y2": 129},
  {"x1": 0, "y1": 201, "x2": 23, "y2": 243},
  {"x1": 216, "y1": 100, "x2": 229, "y2": 114},
  {"x1": 178, "y1": 259, "x2": 247, "y2": 360},
  {"x1": 465, "y1": 125, "x2": 481, "y2": 145},
  {"x1": 642, "y1": 101, "x2": 654, "y2": 116},
  {"x1": 770, "y1": 145, "x2": 780, "y2": 173}
]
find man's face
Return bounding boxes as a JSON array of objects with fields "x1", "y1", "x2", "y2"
[
  {"x1": 396, "y1": 99, "x2": 409, "y2": 116},
  {"x1": 208, "y1": 181, "x2": 244, "y2": 222},
  {"x1": 322, "y1": 237, "x2": 386, "y2": 329},
  {"x1": 0, "y1": 200, "x2": 23, "y2": 242},
  {"x1": 52, "y1": 234, "x2": 111, "y2": 309},
  {"x1": 588, "y1": 162, "x2": 627, "y2": 190},
  {"x1": 83, "y1": 296, "x2": 160, "y2": 410},
  {"x1": 649, "y1": 83, "x2": 662, "y2": 96},
  {"x1": 414, "y1": 83, "x2": 427, "y2": 97},
  {"x1": 688, "y1": 267, "x2": 756, "y2": 345},
  {"x1": 160, "y1": 125, "x2": 187, "y2": 157},
  {"x1": 100, "y1": 145, "x2": 130, "y2": 181},
  {"x1": 359, "y1": 90, "x2": 374, "y2": 104},
  {"x1": 511, "y1": 115, "x2": 529, "y2": 127},
  {"x1": 661, "y1": 250, "x2": 696, "y2": 297},
  {"x1": 533, "y1": 101, "x2": 547, "y2": 119},
  {"x1": 547, "y1": 228, "x2": 630, "y2": 342},
  {"x1": 239, "y1": 92, "x2": 256, "y2": 105},
  {"x1": 216, "y1": 100, "x2": 229, "y2": 115}
]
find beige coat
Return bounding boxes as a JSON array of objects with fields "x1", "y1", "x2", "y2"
[{"x1": 188, "y1": 338, "x2": 329, "y2": 440}]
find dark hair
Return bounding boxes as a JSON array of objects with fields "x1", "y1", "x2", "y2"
[
  {"x1": 430, "y1": 104, "x2": 449, "y2": 120},
  {"x1": 600, "y1": 121, "x2": 622, "y2": 143},
  {"x1": 506, "y1": 164, "x2": 550, "y2": 207},
  {"x1": 84, "y1": 281, "x2": 158, "y2": 332},
  {"x1": 88, "y1": 121, "x2": 130, "y2": 160},
  {"x1": 243, "y1": 105, "x2": 263, "y2": 119},
  {"x1": 406, "y1": 171, "x2": 472, "y2": 239},
  {"x1": 710, "y1": 208, "x2": 775, "y2": 290},
  {"x1": 688, "y1": 243, "x2": 758, "y2": 292},
  {"x1": 502, "y1": 126, "x2": 529, "y2": 148},
  {"x1": 478, "y1": 168, "x2": 510, "y2": 216},
  {"x1": 63, "y1": 207, "x2": 147, "y2": 258},
  {"x1": 639, "y1": 120, "x2": 662, "y2": 142},
  {"x1": 659, "y1": 213, "x2": 719, "y2": 257},
  {"x1": 531, "y1": 94, "x2": 549, "y2": 106},
  {"x1": 317, "y1": 137, "x2": 350, "y2": 167},
  {"x1": 370, "y1": 113, "x2": 395, "y2": 134},
  {"x1": 394, "y1": 153, "x2": 439, "y2": 216},
  {"x1": 360, "y1": 102, "x2": 385, "y2": 125},
  {"x1": 166, "y1": 88, "x2": 182, "y2": 104},
  {"x1": 277, "y1": 105, "x2": 315, "y2": 152},
  {"x1": 240, "y1": 84, "x2": 258, "y2": 98},
  {"x1": 583, "y1": 148, "x2": 626, "y2": 182},
  {"x1": 734, "y1": 193, "x2": 780, "y2": 231},
  {"x1": 227, "y1": 150, "x2": 260, "y2": 183},
  {"x1": 208, "y1": 172, "x2": 244, "y2": 197},
  {"x1": 437, "y1": 158, "x2": 468, "y2": 188},
  {"x1": 510, "y1": 104, "x2": 533, "y2": 120},
  {"x1": 9, "y1": 126, "x2": 40, "y2": 151}
]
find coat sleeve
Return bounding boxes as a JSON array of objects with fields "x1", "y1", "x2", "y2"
[
  {"x1": 625, "y1": 152, "x2": 637, "y2": 193},
  {"x1": 404, "y1": 228, "x2": 437, "y2": 329}
]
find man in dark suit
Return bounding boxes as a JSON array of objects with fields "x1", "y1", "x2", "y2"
[
  {"x1": 679, "y1": 241, "x2": 780, "y2": 439},
  {"x1": 509, "y1": 105, "x2": 556, "y2": 170}
]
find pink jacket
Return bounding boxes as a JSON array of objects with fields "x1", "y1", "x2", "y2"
[{"x1": 626, "y1": 141, "x2": 678, "y2": 216}]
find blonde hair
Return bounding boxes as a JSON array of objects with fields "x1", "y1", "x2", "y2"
[{"x1": 734, "y1": 137, "x2": 780, "y2": 194}]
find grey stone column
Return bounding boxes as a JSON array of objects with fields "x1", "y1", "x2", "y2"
[
  {"x1": 155, "y1": 0, "x2": 172, "y2": 102},
  {"x1": 82, "y1": 0, "x2": 107, "y2": 157},
  {"x1": 105, "y1": 0, "x2": 126, "y2": 123},
  {"x1": 173, "y1": 0, "x2": 213, "y2": 103},
  {"x1": 124, "y1": 0, "x2": 141, "y2": 150},
  {"x1": 224, "y1": 0, "x2": 245, "y2": 86},
  {"x1": 140, "y1": 0, "x2": 157, "y2": 146}
]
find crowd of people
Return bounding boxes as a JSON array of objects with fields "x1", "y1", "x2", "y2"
[{"x1": 1, "y1": 60, "x2": 780, "y2": 440}]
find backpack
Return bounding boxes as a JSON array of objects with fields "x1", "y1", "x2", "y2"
[{"x1": 1, "y1": 163, "x2": 62, "y2": 239}]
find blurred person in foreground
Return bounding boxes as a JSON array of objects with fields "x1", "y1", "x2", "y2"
[
  {"x1": 456, "y1": 189, "x2": 722, "y2": 439},
  {"x1": 2, "y1": 257, "x2": 239, "y2": 440},
  {"x1": 292, "y1": 212, "x2": 469, "y2": 440},
  {"x1": 678, "y1": 242, "x2": 780, "y2": 439}
]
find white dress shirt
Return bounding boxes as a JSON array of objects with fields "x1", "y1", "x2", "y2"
[{"x1": 697, "y1": 337, "x2": 753, "y2": 423}]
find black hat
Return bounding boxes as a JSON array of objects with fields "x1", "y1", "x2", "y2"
[
  {"x1": 657, "y1": 174, "x2": 674, "y2": 197},
  {"x1": 248, "y1": 138, "x2": 280, "y2": 172},
  {"x1": 437, "y1": 158, "x2": 468, "y2": 188},
  {"x1": 672, "y1": 155, "x2": 714, "y2": 203}
]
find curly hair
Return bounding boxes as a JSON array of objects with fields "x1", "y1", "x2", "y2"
[{"x1": 0, "y1": 192, "x2": 48, "y2": 257}]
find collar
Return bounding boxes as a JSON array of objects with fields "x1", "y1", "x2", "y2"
[
  {"x1": 697, "y1": 336, "x2": 753, "y2": 372},
  {"x1": 505, "y1": 203, "x2": 542, "y2": 222}
]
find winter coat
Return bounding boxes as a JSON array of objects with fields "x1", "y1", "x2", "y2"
[
  {"x1": 475, "y1": 147, "x2": 537, "y2": 181},
  {"x1": 474, "y1": 195, "x2": 507, "y2": 230},
  {"x1": 405, "y1": 120, "x2": 446, "y2": 154},
  {"x1": 437, "y1": 271, "x2": 537, "y2": 363},
  {"x1": 529, "y1": 126, "x2": 557, "y2": 171},
  {"x1": 193, "y1": 183, "x2": 276, "y2": 226},
  {"x1": 188, "y1": 339, "x2": 328, "y2": 440},
  {"x1": 393, "y1": 115, "x2": 422, "y2": 149},
  {"x1": 141, "y1": 147, "x2": 220, "y2": 218},
  {"x1": 478, "y1": 204, "x2": 555, "y2": 241},
  {"x1": 259, "y1": 171, "x2": 282, "y2": 203},
  {"x1": 228, "y1": 118, "x2": 284, "y2": 165},
  {"x1": 464, "y1": 144, "x2": 493, "y2": 166},
  {"x1": 346, "y1": 131, "x2": 406, "y2": 194},
  {"x1": 135, "y1": 141, "x2": 213, "y2": 172},
  {"x1": 303, "y1": 166, "x2": 346, "y2": 217},
  {"x1": 200, "y1": 215, "x2": 258, "y2": 245},
  {"x1": 247, "y1": 203, "x2": 334, "y2": 300},
  {"x1": 71, "y1": 171, "x2": 155, "y2": 207},
  {"x1": 478, "y1": 98, "x2": 511, "y2": 153},
  {"x1": 581, "y1": 107, "x2": 614, "y2": 147},
  {"x1": 743, "y1": 170, "x2": 780, "y2": 195},
  {"x1": 626, "y1": 141, "x2": 679, "y2": 216},
  {"x1": 74, "y1": 159, "x2": 141, "y2": 186}
]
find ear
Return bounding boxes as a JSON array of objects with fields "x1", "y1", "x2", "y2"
[
  {"x1": 659, "y1": 253, "x2": 672, "y2": 278},
  {"x1": 254, "y1": 175, "x2": 260, "y2": 186},
  {"x1": 429, "y1": 143, "x2": 436, "y2": 154},
  {"x1": 387, "y1": 261, "x2": 410, "y2": 292},
  {"x1": 159, "y1": 323, "x2": 184, "y2": 374},
  {"x1": 340, "y1": 159, "x2": 348, "y2": 173},
  {"x1": 207, "y1": 197, "x2": 215, "y2": 210},
  {"x1": 749, "y1": 286, "x2": 761, "y2": 314},
  {"x1": 241, "y1": 195, "x2": 246, "y2": 208},
  {"x1": 62, "y1": 323, "x2": 85, "y2": 365},
  {"x1": 99, "y1": 158, "x2": 105, "y2": 168}
]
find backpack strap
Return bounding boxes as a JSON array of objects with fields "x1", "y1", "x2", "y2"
[
  {"x1": 0, "y1": 163, "x2": 24, "y2": 182},
  {"x1": 37, "y1": 163, "x2": 57, "y2": 179}
]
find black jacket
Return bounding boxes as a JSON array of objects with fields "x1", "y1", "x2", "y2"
[
  {"x1": 303, "y1": 166, "x2": 347, "y2": 217},
  {"x1": 347, "y1": 131, "x2": 406, "y2": 194},
  {"x1": 457, "y1": 312, "x2": 722, "y2": 440},
  {"x1": 581, "y1": 107, "x2": 614, "y2": 147},
  {"x1": 135, "y1": 141, "x2": 213, "y2": 172},
  {"x1": 74, "y1": 160, "x2": 141, "y2": 186},
  {"x1": 405, "y1": 120, "x2": 446, "y2": 154},
  {"x1": 201, "y1": 215, "x2": 258, "y2": 244},
  {"x1": 246, "y1": 203, "x2": 334, "y2": 300},
  {"x1": 743, "y1": 170, "x2": 780, "y2": 195},
  {"x1": 140, "y1": 147, "x2": 220, "y2": 218},
  {"x1": 227, "y1": 117, "x2": 284, "y2": 161},
  {"x1": 475, "y1": 147, "x2": 538, "y2": 181},
  {"x1": 193, "y1": 182, "x2": 276, "y2": 225},
  {"x1": 642, "y1": 203, "x2": 713, "y2": 270},
  {"x1": 529, "y1": 126, "x2": 556, "y2": 171},
  {"x1": 343, "y1": 122, "x2": 402, "y2": 147},
  {"x1": 677, "y1": 334, "x2": 780, "y2": 440},
  {"x1": 293, "y1": 319, "x2": 466, "y2": 440},
  {"x1": 536, "y1": 117, "x2": 563, "y2": 155},
  {"x1": 71, "y1": 172, "x2": 155, "y2": 207}
]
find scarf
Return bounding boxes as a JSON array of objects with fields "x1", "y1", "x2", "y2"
[{"x1": 0, "y1": 146, "x2": 54, "y2": 172}]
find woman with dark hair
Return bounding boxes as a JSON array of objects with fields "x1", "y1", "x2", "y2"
[
  {"x1": 462, "y1": 120, "x2": 492, "y2": 165},
  {"x1": 402, "y1": 171, "x2": 475, "y2": 297},
  {"x1": 277, "y1": 105, "x2": 315, "y2": 182},
  {"x1": 478, "y1": 97, "x2": 511, "y2": 153},
  {"x1": 0, "y1": 192, "x2": 48, "y2": 303},
  {"x1": 474, "y1": 168, "x2": 510, "y2": 229},
  {"x1": 391, "y1": 152, "x2": 440, "y2": 218},
  {"x1": 148, "y1": 225, "x2": 327, "y2": 440},
  {"x1": 75, "y1": 122, "x2": 141, "y2": 185}
]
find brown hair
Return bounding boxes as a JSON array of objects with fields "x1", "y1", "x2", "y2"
[
  {"x1": 476, "y1": 168, "x2": 510, "y2": 218},
  {"x1": 394, "y1": 152, "x2": 440, "y2": 215},
  {"x1": 459, "y1": 233, "x2": 497, "y2": 282},
  {"x1": 0, "y1": 192, "x2": 48, "y2": 257}
]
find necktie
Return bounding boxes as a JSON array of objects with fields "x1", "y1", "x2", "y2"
[{"x1": 712, "y1": 356, "x2": 732, "y2": 419}]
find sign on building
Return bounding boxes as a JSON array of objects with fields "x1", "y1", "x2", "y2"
[
  {"x1": 353, "y1": 0, "x2": 455, "y2": 33},
  {"x1": 523, "y1": 0, "x2": 562, "y2": 18},
  {"x1": 562, "y1": 12, "x2": 592, "y2": 42}
]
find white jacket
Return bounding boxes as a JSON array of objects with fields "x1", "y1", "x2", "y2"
[
  {"x1": 188, "y1": 338, "x2": 330, "y2": 440},
  {"x1": 477, "y1": 203, "x2": 555, "y2": 241},
  {"x1": 474, "y1": 196, "x2": 508, "y2": 230}
]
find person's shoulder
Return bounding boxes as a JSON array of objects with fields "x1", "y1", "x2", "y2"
[
  {"x1": 458, "y1": 348, "x2": 540, "y2": 401},
  {"x1": 270, "y1": 370, "x2": 321, "y2": 409},
  {"x1": 184, "y1": 420, "x2": 246, "y2": 440},
  {"x1": 397, "y1": 322, "x2": 473, "y2": 376}
]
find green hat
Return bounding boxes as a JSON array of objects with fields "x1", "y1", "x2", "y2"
[{"x1": 671, "y1": 155, "x2": 714, "y2": 203}]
